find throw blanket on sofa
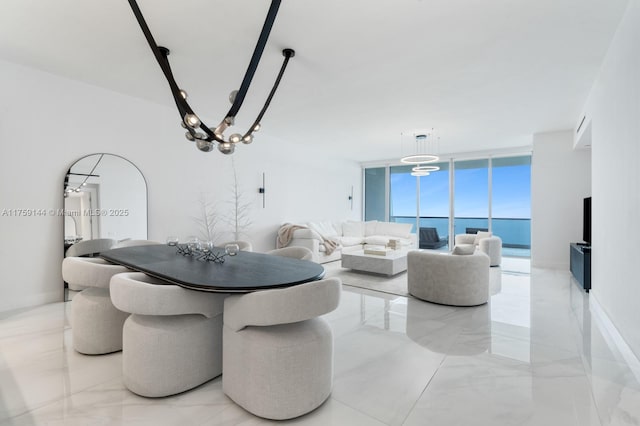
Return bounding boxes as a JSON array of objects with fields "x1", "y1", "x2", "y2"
[
  {"x1": 277, "y1": 223, "x2": 307, "y2": 248},
  {"x1": 277, "y1": 223, "x2": 339, "y2": 255},
  {"x1": 322, "y1": 239, "x2": 339, "y2": 256}
]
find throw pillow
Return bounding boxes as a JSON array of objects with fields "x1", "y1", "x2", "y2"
[
  {"x1": 452, "y1": 245, "x2": 475, "y2": 255},
  {"x1": 394, "y1": 222, "x2": 413, "y2": 238},
  {"x1": 474, "y1": 231, "x2": 492, "y2": 245}
]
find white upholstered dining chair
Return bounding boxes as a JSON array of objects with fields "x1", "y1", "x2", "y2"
[
  {"x1": 110, "y1": 272, "x2": 228, "y2": 398},
  {"x1": 61, "y1": 257, "x2": 130, "y2": 354},
  {"x1": 265, "y1": 246, "x2": 313, "y2": 260},
  {"x1": 64, "y1": 238, "x2": 116, "y2": 257},
  {"x1": 222, "y1": 277, "x2": 341, "y2": 420}
]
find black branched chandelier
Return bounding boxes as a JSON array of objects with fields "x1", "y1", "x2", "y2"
[{"x1": 127, "y1": 0, "x2": 295, "y2": 154}]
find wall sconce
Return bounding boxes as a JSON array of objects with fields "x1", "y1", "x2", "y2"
[
  {"x1": 348, "y1": 186, "x2": 354, "y2": 210},
  {"x1": 258, "y1": 173, "x2": 266, "y2": 208}
]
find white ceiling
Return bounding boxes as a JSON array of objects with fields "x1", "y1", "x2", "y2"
[{"x1": 0, "y1": 0, "x2": 630, "y2": 161}]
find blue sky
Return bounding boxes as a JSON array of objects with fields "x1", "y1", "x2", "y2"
[{"x1": 390, "y1": 164, "x2": 531, "y2": 219}]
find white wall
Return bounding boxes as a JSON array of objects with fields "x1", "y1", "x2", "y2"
[
  {"x1": 531, "y1": 131, "x2": 591, "y2": 269},
  {"x1": 584, "y1": 0, "x2": 640, "y2": 358},
  {"x1": 0, "y1": 59, "x2": 361, "y2": 313}
]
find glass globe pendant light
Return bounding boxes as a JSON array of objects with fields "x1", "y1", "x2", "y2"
[{"x1": 126, "y1": 0, "x2": 295, "y2": 154}]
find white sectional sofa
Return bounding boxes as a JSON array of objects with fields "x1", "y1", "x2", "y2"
[{"x1": 283, "y1": 220, "x2": 417, "y2": 264}]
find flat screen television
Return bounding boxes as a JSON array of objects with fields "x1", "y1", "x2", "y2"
[{"x1": 583, "y1": 197, "x2": 592, "y2": 245}]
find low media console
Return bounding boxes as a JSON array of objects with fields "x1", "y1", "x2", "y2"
[{"x1": 570, "y1": 243, "x2": 591, "y2": 292}]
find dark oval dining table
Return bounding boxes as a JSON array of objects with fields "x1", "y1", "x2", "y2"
[{"x1": 100, "y1": 244, "x2": 325, "y2": 292}]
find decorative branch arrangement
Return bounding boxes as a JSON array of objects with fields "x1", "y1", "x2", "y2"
[
  {"x1": 194, "y1": 193, "x2": 221, "y2": 243},
  {"x1": 175, "y1": 241, "x2": 238, "y2": 263},
  {"x1": 224, "y1": 158, "x2": 254, "y2": 240}
]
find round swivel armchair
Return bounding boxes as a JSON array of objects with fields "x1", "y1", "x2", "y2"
[{"x1": 407, "y1": 250, "x2": 490, "y2": 306}]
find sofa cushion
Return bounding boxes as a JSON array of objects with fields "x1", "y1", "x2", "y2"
[
  {"x1": 452, "y1": 244, "x2": 476, "y2": 255},
  {"x1": 363, "y1": 235, "x2": 389, "y2": 246},
  {"x1": 342, "y1": 221, "x2": 365, "y2": 238},
  {"x1": 388, "y1": 237, "x2": 414, "y2": 247},
  {"x1": 309, "y1": 221, "x2": 339, "y2": 238},
  {"x1": 474, "y1": 231, "x2": 492, "y2": 245},
  {"x1": 335, "y1": 236, "x2": 363, "y2": 247},
  {"x1": 376, "y1": 222, "x2": 412, "y2": 239}
]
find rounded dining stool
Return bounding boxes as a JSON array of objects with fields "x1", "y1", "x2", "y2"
[
  {"x1": 222, "y1": 277, "x2": 341, "y2": 420},
  {"x1": 61, "y1": 257, "x2": 130, "y2": 354},
  {"x1": 110, "y1": 272, "x2": 228, "y2": 398},
  {"x1": 266, "y1": 246, "x2": 313, "y2": 260}
]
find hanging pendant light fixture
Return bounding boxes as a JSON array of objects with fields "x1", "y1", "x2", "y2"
[
  {"x1": 400, "y1": 131, "x2": 440, "y2": 164},
  {"x1": 127, "y1": 0, "x2": 295, "y2": 154},
  {"x1": 401, "y1": 130, "x2": 441, "y2": 176}
]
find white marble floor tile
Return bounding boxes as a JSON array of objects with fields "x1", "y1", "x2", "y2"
[
  {"x1": 323, "y1": 288, "x2": 397, "y2": 339},
  {"x1": 403, "y1": 347, "x2": 602, "y2": 426},
  {"x1": 0, "y1": 336, "x2": 123, "y2": 421},
  {"x1": 331, "y1": 324, "x2": 445, "y2": 425},
  {"x1": 6, "y1": 377, "x2": 231, "y2": 426},
  {"x1": 3, "y1": 260, "x2": 640, "y2": 425},
  {"x1": 201, "y1": 397, "x2": 387, "y2": 426}
]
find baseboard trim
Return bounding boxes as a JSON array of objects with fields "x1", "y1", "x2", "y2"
[
  {"x1": 0, "y1": 290, "x2": 62, "y2": 314},
  {"x1": 589, "y1": 293, "x2": 640, "y2": 380}
]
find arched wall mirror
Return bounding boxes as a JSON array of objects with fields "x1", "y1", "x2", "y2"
[{"x1": 63, "y1": 153, "x2": 148, "y2": 299}]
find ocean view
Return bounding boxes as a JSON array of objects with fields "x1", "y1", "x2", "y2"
[{"x1": 392, "y1": 216, "x2": 531, "y2": 256}]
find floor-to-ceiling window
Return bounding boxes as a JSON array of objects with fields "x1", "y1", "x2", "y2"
[
  {"x1": 491, "y1": 156, "x2": 531, "y2": 256},
  {"x1": 364, "y1": 167, "x2": 386, "y2": 222},
  {"x1": 418, "y1": 161, "x2": 450, "y2": 249},
  {"x1": 453, "y1": 159, "x2": 489, "y2": 237},
  {"x1": 389, "y1": 165, "x2": 417, "y2": 230},
  {"x1": 363, "y1": 153, "x2": 531, "y2": 257}
]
